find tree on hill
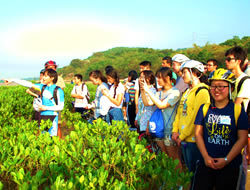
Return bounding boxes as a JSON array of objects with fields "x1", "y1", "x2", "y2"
[{"x1": 59, "y1": 36, "x2": 250, "y2": 80}]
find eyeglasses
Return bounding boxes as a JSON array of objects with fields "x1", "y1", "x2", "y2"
[
  {"x1": 210, "y1": 86, "x2": 229, "y2": 91},
  {"x1": 225, "y1": 57, "x2": 236, "y2": 62}
]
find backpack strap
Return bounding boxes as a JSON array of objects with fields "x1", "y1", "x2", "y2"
[
  {"x1": 237, "y1": 76, "x2": 250, "y2": 94},
  {"x1": 41, "y1": 85, "x2": 60, "y2": 105},
  {"x1": 41, "y1": 85, "x2": 47, "y2": 97},
  {"x1": 202, "y1": 103, "x2": 210, "y2": 118},
  {"x1": 234, "y1": 103, "x2": 242, "y2": 126},
  {"x1": 195, "y1": 86, "x2": 209, "y2": 96},
  {"x1": 82, "y1": 82, "x2": 90, "y2": 103},
  {"x1": 53, "y1": 86, "x2": 60, "y2": 105}
]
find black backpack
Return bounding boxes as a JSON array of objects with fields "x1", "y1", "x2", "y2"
[
  {"x1": 41, "y1": 85, "x2": 60, "y2": 105},
  {"x1": 237, "y1": 76, "x2": 250, "y2": 125}
]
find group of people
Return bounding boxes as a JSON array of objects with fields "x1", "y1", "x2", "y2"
[
  {"x1": 5, "y1": 46, "x2": 250, "y2": 190},
  {"x1": 76, "y1": 46, "x2": 249, "y2": 190}
]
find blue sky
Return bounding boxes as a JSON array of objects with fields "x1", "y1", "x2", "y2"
[{"x1": 0, "y1": 0, "x2": 249, "y2": 78}]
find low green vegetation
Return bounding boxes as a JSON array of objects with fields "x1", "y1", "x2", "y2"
[{"x1": 0, "y1": 84, "x2": 191, "y2": 189}]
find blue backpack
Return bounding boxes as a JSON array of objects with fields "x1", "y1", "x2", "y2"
[{"x1": 149, "y1": 109, "x2": 165, "y2": 138}]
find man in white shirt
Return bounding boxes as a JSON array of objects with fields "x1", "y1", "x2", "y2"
[
  {"x1": 71, "y1": 74, "x2": 90, "y2": 117},
  {"x1": 225, "y1": 46, "x2": 249, "y2": 190}
]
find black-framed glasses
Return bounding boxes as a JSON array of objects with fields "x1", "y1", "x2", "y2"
[
  {"x1": 210, "y1": 86, "x2": 229, "y2": 91},
  {"x1": 225, "y1": 57, "x2": 236, "y2": 62}
]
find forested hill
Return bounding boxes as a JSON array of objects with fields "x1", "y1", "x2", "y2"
[{"x1": 58, "y1": 36, "x2": 250, "y2": 80}]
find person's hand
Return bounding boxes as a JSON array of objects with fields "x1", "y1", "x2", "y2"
[
  {"x1": 86, "y1": 103, "x2": 94, "y2": 109},
  {"x1": 172, "y1": 132, "x2": 179, "y2": 142},
  {"x1": 176, "y1": 137, "x2": 182, "y2": 146},
  {"x1": 139, "y1": 77, "x2": 145, "y2": 91},
  {"x1": 142, "y1": 79, "x2": 150, "y2": 93},
  {"x1": 4, "y1": 80, "x2": 10, "y2": 85},
  {"x1": 38, "y1": 105, "x2": 47, "y2": 111},
  {"x1": 213, "y1": 158, "x2": 227, "y2": 169},
  {"x1": 101, "y1": 88, "x2": 109, "y2": 97},
  {"x1": 204, "y1": 155, "x2": 217, "y2": 169}
]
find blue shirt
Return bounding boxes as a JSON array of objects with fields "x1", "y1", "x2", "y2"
[
  {"x1": 36, "y1": 84, "x2": 64, "y2": 116},
  {"x1": 195, "y1": 101, "x2": 249, "y2": 167}
]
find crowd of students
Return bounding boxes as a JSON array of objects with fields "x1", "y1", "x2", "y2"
[
  {"x1": 5, "y1": 46, "x2": 250, "y2": 190},
  {"x1": 80, "y1": 46, "x2": 249, "y2": 190}
]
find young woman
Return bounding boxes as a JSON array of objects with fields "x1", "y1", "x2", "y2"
[
  {"x1": 5, "y1": 69, "x2": 64, "y2": 137},
  {"x1": 172, "y1": 60, "x2": 210, "y2": 175},
  {"x1": 142, "y1": 67, "x2": 182, "y2": 168},
  {"x1": 135, "y1": 70, "x2": 156, "y2": 134},
  {"x1": 87, "y1": 70, "x2": 110, "y2": 121},
  {"x1": 193, "y1": 68, "x2": 248, "y2": 190},
  {"x1": 101, "y1": 69, "x2": 125, "y2": 123}
]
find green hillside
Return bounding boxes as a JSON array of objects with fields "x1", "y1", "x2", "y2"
[{"x1": 58, "y1": 36, "x2": 250, "y2": 80}]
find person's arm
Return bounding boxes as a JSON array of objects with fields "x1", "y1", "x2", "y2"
[
  {"x1": 234, "y1": 79, "x2": 250, "y2": 107},
  {"x1": 143, "y1": 82, "x2": 180, "y2": 109},
  {"x1": 172, "y1": 103, "x2": 181, "y2": 142},
  {"x1": 141, "y1": 88, "x2": 155, "y2": 106},
  {"x1": 213, "y1": 130, "x2": 248, "y2": 169},
  {"x1": 195, "y1": 124, "x2": 216, "y2": 169},
  {"x1": 71, "y1": 86, "x2": 84, "y2": 99},
  {"x1": 134, "y1": 79, "x2": 139, "y2": 113},
  {"x1": 26, "y1": 89, "x2": 39, "y2": 98},
  {"x1": 135, "y1": 90, "x2": 139, "y2": 113},
  {"x1": 5, "y1": 79, "x2": 35, "y2": 88},
  {"x1": 103, "y1": 90, "x2": 123, "y2": 106},
  {"x1": 102, "y1": 85, "x2": 124, "y2": 106}
]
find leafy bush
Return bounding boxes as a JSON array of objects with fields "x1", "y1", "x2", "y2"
[{"x1": 0, "y1": 85, "x2": 191, "y2": 189}]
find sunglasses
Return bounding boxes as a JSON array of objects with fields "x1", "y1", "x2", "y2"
[{"x1": 225, "y1": 57, "x2": 236, "y2": 62}]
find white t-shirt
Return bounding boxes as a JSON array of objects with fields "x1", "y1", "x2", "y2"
[
  {"x1": 233, "y1": 73, "x2": 250, "y2": 112},
  {"x1": 134, "y1": 78, "x2": 139, "y2": 91},
  {"x1": 71, "y1": 84, "x2": 89, "y2": 108},
  {"x1": 109, "y1": 82, "x2": 125, "y2": 108}
]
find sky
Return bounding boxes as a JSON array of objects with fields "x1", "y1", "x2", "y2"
[{"x1": 0, "y1": 0, "x2": 249, "y2": 79}]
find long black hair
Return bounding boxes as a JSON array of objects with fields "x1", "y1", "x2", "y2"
[
  {"x1": 106, "y1": 69, "x2": 120, "y2": 87},
  {"x1": 156, "y1": 67, "x2": 176, "y2": 86},
  {"x1": 89, "y1": 70, "x2": 107, "y2": 83}
]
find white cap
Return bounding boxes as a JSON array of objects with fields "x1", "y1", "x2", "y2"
[
  {"x1": 172, "y1": 54, "x2": 190, "y2": 63},
  {"x1": 180, "y1": 60, "x2": 204, "y2": 73}
]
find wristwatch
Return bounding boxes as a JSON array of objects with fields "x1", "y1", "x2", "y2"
[{"x1": 224, "y1": 157, "x2": 228, "y2": 163}]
